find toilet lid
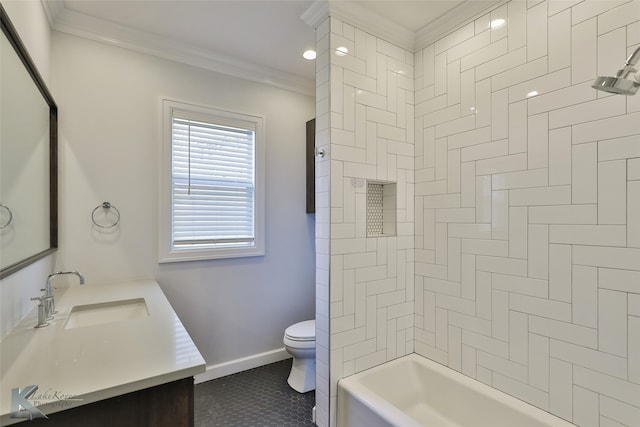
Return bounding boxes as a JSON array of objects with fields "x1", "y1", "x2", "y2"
[{"x1": 285, "y1": 320, "x2": 315, "y2": 341}]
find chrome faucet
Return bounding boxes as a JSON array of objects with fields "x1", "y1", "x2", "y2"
[{"x1": 43, "y1": 271, "x2": 85, "y2": 320}]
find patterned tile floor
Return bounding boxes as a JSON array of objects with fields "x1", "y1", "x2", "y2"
[{"x1": 194, "y1": 359, "x2": 316, "y2": 426}]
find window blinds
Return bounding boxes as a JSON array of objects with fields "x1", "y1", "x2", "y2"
[{"x1": 171, "y1": 114, "x2": 255, "y2": 249}]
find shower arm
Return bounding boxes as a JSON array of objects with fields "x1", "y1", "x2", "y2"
[{"x1": 618, "y1": 46, "x2": 640, "y2": 80}]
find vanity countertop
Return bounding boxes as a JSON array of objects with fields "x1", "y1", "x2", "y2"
[{"x1": 0, "y1": 279, "x2": 205, "y2": 425}]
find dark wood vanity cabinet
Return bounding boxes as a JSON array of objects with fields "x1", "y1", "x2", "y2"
[{"x1": 25, "y1": 377, "x2": 194, "y2": 427}]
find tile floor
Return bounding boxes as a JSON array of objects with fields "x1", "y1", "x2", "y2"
[{"x1": 194, "y1": 359, "x2": 315, "y2": 426}]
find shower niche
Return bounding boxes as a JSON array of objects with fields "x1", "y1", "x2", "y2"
[{"x1": 366, "y1": 181, "x2": 396, "y2": 237}]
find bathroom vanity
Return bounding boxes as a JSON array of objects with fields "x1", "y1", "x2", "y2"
[{"x1": 0, "y1": 280, "x2": 205, "y2": 426}]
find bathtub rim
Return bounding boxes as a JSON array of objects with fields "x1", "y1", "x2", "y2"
[{"x1": 337, "y1": 353, "x2": 576, "y2": 427}]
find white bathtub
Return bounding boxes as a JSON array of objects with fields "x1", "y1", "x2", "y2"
[{"x1": 337, "y1": 354, "x2": 575, "y2": 427}]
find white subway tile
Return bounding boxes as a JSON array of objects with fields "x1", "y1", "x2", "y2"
[
  {"x1": 461, "y1": 162, "x2": 476, "y2": 208},
  {"x1": 448, "y1": 237, "x2": 461, "y2": 282},
  {"x1": 492, "y1": 190, "x2": 509, "y2": 240},
  {"x1": 476, "y1": 153, "x2": 528, "y2": 175},
  {"x1": 574, "y1": 365, "x2": 640, "y2": 408},
  {"x1": 598, "y1": 27, "x2": 627, "y2": 81},
  {"x1": 598, "y1": 0, "x2": 640, "y2": 35},
  {"x1": 434, "y1": 52, "x2": 447, "y2": 96},
  {"x1": 449, "y1": 223, "x2": 492, "y2": 239},
  {"x1": 423, "y1": 193, "x2": 461, "y2": 208},
  {"x1": 598, "y1": 160, "x2": 627, "y2": 225},
  {"x1": 477, "y1": 255, "x2": 527, "y2": 276},
  {"x1": 601, "y1": 395, "x2": 640, "y2": 427},
  {"x1": 476, "y1": 271, "x2": 492, "y2": 320},
  {"x1": 436, "y1": 307, "x2": 448, "y2": 350},
  {"x1": 435, "y1": 138, "x2": 447, "y2": 180},
  {"x1": 572, "y1": 143, "x2": 598, "y2": 203},
  {"x1": 529, "y1": 204, "x2": 598, "y2": 224},
  {"x1": 509, "y1": 206, "x2": 528, "y2": 259},
  {"x1": 490, "y1": 4, "x2": 508, "y2": 43},
  {"x1": 510, "y1": 185, "x2": 571, "y2": 206},
  {"x1": 630, "y1": 316, "x2": 640, "y2": 384},
  {"x1": 424, "y1": 277, "x2": 461, "y2": 296},
  {"x1": 448, "y1": 126, "x2": 492, "y2": 150},
  {"x1": 508, "y1": 100, "x2": 527, "y2": 154},
  {"x1": 573, "y1": 385, "x2": 599, "y2": 427},
  {"x1": 629, "y1": 293, "x2": 640, "y2": 316},
  {"x1": 508, "y1": 0, "x2": 527, "y2": 50},
  {"x1": 492, "y1": 273, "x2": 548, "y2": 298},
  {"x1": 549, "y1": 225, "x2": 627, "y2": 246},
  {"x1": 447, "y1": 60, "x2": 461, "y2": 106},
  {"x1": 572, "y1": 0, "x2": 630, "y2": 24},
  {"x1": 572, "y1": 17, "x2": 597, "y2": 83},
  {"x1": 436, "y1": 222, "x2": 448, "y2": 265},
  {"x1": 493, "y1": 372, "x2": 549, "y2": 411},
  {"x1": 549, "y1": 358, "x2": 573, "y2": 420},
  {"x1": 572, "y1": 265, "x2": 598, "y2": 328},
  {"x1": 476, "y1": 46, "x2": 527, "y2": 81},
  {"x1": 435, "y1": 207, "x2": 475, "y2": 223},
  {"x1": 629, "y1": 181, "x2": 640, "y2": 247},
  {"x1": 573, "y1": 112, "x2": 640, "y2": 145},
  {"x1": 509, "y1": 68, "x2": 572, "y2": 103},
  {"x1": 492, "y1": 57, "x2": 548, "y2": 92},
  {"x1": 527, "y1": 1, "x2": 547, "y2": 60},
  {"x1": 599, "y1": 289, "x2": 628, "y2": 357},
  {"x1": 549, "y1": 95, "x2": 626, "y2": 129},
  {"x1": 550, "y1": 339, "x2": 628, "y2": 380},
  {"x1": 548, "y1": 9, "x2": 571, "y2": 71},
  {"x1": 462, "y1": 37, "x2": 508, "y2": 71},
  {"x1": 598, "y1": 135, "x2": 640, "y2": 161},
  {"x1": 462, "y1": 329, "x2": 509, "y2": 358},
  {"x1": 462, "y1": 238, "x2": 509, "y2": 257},
  {"x1": 573, "y1": 245, "x2": 640, "y2": 270},
  {"x1": 529, "y1": 315, "x2": 598, "y2": 348},
  {"x1": 493, "y1": 168, "x2": 548, "y2": 190},
  {"x1": 448, "y1": 149, "x2": 461, "y2": 193},
  {"x1": 629, "y1": 158, "x2": 640, "y2": 180},
  {"x1": 436, "y1": 115, "x2": 476, "y2": 140},
  {"x1": 508, "y1": 310, "x2": 528, "y2": 365},
  {"x1": 475, "y1": 78, "x2": 492, "y2": 128},
  {"x1": 461, "y1": 254, "x2": 475, "y2": 300},
  {"x1": 435, "y1": 22, "x2": 475, "y2": 54},
  {"x1": 477, "y1": 350, "x2": 527, "y2": 382},
  {"x1": 460, "y1": 69, "x2": 475, "y2": 117},
  {"x1": 492, "y1": 89, "x2": 509, "y2": 141},
  {"x1": 549, "y1": 244, "x2": 571, "y2": 302},
  {"x1": 512, "y1": 293, "x2": 571, "y2": 322},
  {"x1": 549, "y1": 127, "x2": 572, "y2": 186},
  {"x1": 528, "y1": 84, "x2": 596, "y2": 116},
  {"x1": 529, "y1": 333, "x2": 549, "y2": 391},
  {"x1": 476, "y1": 175, "x2": 492, "y2": 223}
]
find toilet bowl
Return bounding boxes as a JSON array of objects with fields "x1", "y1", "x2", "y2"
[{"x1": 283, "y1": 319, "x2": 315, "y2": 393}]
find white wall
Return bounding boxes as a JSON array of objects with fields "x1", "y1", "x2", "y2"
[
  {"x1": 414, "y1": 1, "x2": 640, "y2": 426},
  {"x1": 49, "y1": 32, "x2": 316, "y2": 370},
  {"x1": 0, "y1": 0, "x2": 56, "y2": 340}
]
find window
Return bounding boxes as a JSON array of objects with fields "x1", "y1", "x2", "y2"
[{"x1": 160, "y1": 99, "x2": 264, "y2": 262}]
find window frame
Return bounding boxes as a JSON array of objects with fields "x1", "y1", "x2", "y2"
[{"x1": 159, "y1": 99, "x2": 265, "y2": 263}]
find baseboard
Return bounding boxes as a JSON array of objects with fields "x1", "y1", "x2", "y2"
[{"x1": 194, "y1": 347, "x2": 291, "y2": 384}]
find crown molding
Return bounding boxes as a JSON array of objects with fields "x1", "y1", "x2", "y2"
[
  {"x1": 415, "y1": 0, "x2": 506, "y2": 50},
  {"x1": 301, "y1": 0, "x2": 329, "y2": 29},
  {"x1": 42, "y1": 1, "x2": 314, "y2": 96},
  {"x1": 328, "y1": 1, "x2": 415, "y2": 52}
]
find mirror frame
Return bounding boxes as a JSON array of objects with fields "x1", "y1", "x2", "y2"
[{"x1": 0, "y1": 4, "x2": 58, "y2": 279}]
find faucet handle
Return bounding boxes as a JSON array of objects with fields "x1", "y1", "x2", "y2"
[{"x1": 31, "y1": 295, "x2": 53, "y2": 328}]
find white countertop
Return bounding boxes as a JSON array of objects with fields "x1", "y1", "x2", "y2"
[{"x1": 0, "y1": 279, "x2": 205, "y2": 425}]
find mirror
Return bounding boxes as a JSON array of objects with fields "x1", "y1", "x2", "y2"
[{"x1": 0, "y1": 4, "x2": 58, "y2": 279}]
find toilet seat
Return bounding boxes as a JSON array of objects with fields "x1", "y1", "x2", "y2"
[{"x1": 285, "y1": 320, "x2": 315, "y2": 342}]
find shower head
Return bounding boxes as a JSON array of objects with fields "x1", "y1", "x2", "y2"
[{"x1": 592, "y1": 46, "x2": 640, "y2": 95}]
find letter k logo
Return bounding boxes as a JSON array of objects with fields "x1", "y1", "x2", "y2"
[{"x1": 10, "y1": 385, "x2": 47, "y2": 420}]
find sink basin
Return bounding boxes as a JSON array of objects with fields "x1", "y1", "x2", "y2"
[{"x1": 64, "y1": 298, "x2": 149, "y2": 329}]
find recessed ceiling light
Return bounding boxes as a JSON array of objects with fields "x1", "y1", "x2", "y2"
[
  {"x1": 490, "y1": 18, "x2": 506, "y2": 29},
  {"x1": 303, "y1": 50, "x2": 316, "y2": 60},
  {"x1": 335, "y1": 46, "x2": 349, "y2": 57}
]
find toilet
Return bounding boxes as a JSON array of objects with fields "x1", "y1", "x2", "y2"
[{"x1": 283, "y1": 319, "x2": 315, "y2": 393}]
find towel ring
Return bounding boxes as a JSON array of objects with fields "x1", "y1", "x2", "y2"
[
  {"x1": 91, "y1": 202, "x2": 120, "y2": 228},
  {"x1": 0, "y1": 203, "x2": 12, "y2": 229}
]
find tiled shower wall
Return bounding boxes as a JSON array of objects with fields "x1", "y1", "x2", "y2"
[
  {"x1": 317, "y1": 16, "x2": 417, "y2": 427},
  {"x1": 414, "y1": 1, "x2": 640, "y2": 426}
]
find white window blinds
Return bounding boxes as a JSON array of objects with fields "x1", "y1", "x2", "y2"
[{"x1": 171, "y1": 112, "x2": 256, "y2": 249}]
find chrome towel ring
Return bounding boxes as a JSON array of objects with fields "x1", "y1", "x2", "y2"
[
  {"x1": 0, "y1": 203, "x2": 13, "y2": 229},
  {"x1": 91, "y1": 202, "x2": 120, "y2": 228}
]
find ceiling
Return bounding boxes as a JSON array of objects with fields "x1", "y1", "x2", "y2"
[{"x1": 43, "y1": 0, "x2": 499, "y2": 95}]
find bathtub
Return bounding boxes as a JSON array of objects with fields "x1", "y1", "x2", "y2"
[{"x1": 337, "y1": 354, "x2": 575, "y2": 427}]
